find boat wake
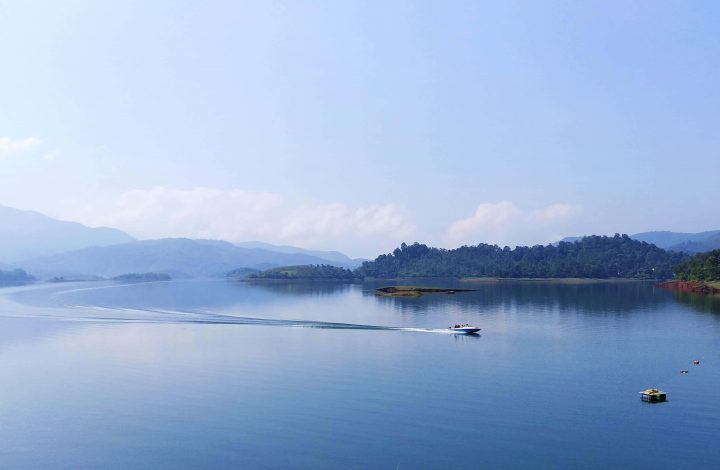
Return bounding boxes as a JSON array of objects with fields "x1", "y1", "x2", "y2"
[
  {"x1": 55, "y1": 305, "x2": 462, "y2": 333},
  {"x1": 0, "y1": 284, "x2": 476, "y2": 334}
]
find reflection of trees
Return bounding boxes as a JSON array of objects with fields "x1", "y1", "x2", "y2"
[
  {"x1": 366, "y1": 281, "x2": 673, "y2": 315},
  {"x1": 0, "y1": 281, "x2": 33, "y2": 287},
  {"x1": 671, "y1": 292, "x2": 720, "y2": 315},
  {"x1": 242, "y1": 281, "x2": 354, "y2": 297}
]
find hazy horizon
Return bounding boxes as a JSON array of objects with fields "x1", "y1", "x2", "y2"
[{"x1": 2, "y1": 1, "x2": 719, "y2": 258}]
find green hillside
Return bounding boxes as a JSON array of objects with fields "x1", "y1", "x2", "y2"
[
  {"x1": 674, "y1": 250, "x2": 720, "y2": 282},
  {"x1": 358, "y1": 234, "x2": 687, "y2": 279}
]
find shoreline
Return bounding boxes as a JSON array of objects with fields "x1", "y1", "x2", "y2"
[
  {"x1": 239, "y1": 276, "x2": 666, "y2": 285},
  {"x1": 657, "y1": 280, "x2": 720, "y2": 295},
  {"x1": 459, "y1": 277, "x2": 650, "y2": 284},
  {"x1": 239, "y1": 278, "x2": 355, "y2": 283}
]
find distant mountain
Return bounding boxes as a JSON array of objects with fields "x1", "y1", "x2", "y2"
[
  {"x1": 666, "y1": 232, "x2": 720, "y2": 254},
  {"x1": 235, "y1": 241, "x2": 365, "y2": 268},
  {"x1": 0, "y1": 204, "x2": 135, "y2": 262},
  {"x1": 19, "y1": 238, "x2": 358, "y2": 279},
  {"x1": 560, "y1": 231, "x2": 720, "y2": 254},
  {"x1": 629, "y1": 230, "x2": 720, "y2": 251}
]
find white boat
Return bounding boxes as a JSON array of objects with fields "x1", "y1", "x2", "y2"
[{"x1": 448, "y1": 325, "x2": 481, "y2": 334}]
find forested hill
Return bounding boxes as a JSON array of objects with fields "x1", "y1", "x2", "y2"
[
  {"x1": 674, "y1": 250, "x2": 720, "y2": 281},
  {"x1": 357, "y1": 235, "x2": 687, "y2": 279},
  {"x1": 249, "y1": 264, "x2": 357, "y2": 281}
]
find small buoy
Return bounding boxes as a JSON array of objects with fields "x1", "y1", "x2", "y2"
[
  {"x1": 680, "y1": 370, "x2": 689, "y2": 374},
  {"x1": 693, "y1": 360, "x2": 700, "y2": 365}
]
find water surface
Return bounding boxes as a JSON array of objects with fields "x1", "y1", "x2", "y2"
[{"x1": 0, "y1": 279, "x2": 718, "y2": 468}]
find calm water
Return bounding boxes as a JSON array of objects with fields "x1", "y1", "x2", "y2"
[{"x1": 0, "y1": 279, "x2": 719, "y2": 468}]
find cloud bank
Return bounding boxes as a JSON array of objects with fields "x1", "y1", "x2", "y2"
[
  {"x1": 73, "y1": 188, "x2": 581, "y2": 256},
  {"x1": 78, "y1": 187, "x2": 416, "y2": 257},
  {"x1": 444, "y1": 201, "x2": 582, "y2": 248}
]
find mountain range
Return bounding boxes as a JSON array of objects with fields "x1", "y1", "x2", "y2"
[
  {"x1": 0, "y1": 205, "x2": 363, "y2": 279},
  {"x1": 2, "y1": 203, "x2": 718, "y2": 280},
  {"x1": 631, "y1": 230, "x2": 720, "y2": 253},
  {"x1": 0, "y1": 204, "x2": 134, "y2": 262},
  {"x1": 18, "y1": 238, "x2": 360, "y2": 279},
  {"x1": 234, "y1": 241, "x2": 365, "y2": 266}
]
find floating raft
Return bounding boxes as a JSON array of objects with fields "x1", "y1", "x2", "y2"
[{"x1": 639, "y1": 388, "x2": 667, "y2": 403}]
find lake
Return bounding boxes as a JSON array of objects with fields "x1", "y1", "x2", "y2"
[{"x1": 0, "y1": 279, "x2": 718, "y2": 468}]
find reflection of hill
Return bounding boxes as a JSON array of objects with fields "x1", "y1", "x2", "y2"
[
  {"x1": 0, "y1": 281, "x2": 34, "y2": 287},
  {"x1": 367, "y1": 281, "x2": 672, "y2": 315},
  {"x1": 671, "y1": 292, "x2": 720, "y2": 315},
  {"x1": 242, "y1": 281, "x2": 354, "y2": 297}
]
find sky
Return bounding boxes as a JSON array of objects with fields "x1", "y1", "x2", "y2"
[{"x1": 0, "y1": 0, "x2": 718, "y2": 257}]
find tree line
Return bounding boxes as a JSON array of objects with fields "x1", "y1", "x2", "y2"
[
  {"x1": 674, "y1": 250, "x2": 720, "y2": 281},
  {"x1": 249, "y1": 264, "x2": 357, "y2": 281},
  {"x1": 356, "y1": 234, "x2": 688, "y2": 279}
]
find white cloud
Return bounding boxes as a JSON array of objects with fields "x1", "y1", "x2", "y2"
[
  {"x1": 68, "y1": 188, "x2": 579, "y2": 255},
  {"x1": 0, "y1": 137, "x2": 43, "y2": 160},
  {"x1": 527, "y1": 203, "x2": 581, "y2": 223},
  {"x1": 445, "y1": 201, "x2": 581, "y2": 247},
  {"x1": 77, "y1": 187, "x2": 416, "y2": 257},
  {"x1": 280, "y1": 203, "x2": 415, "y2": 242}
]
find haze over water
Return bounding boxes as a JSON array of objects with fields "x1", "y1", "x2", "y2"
[{"x1": 0, "y1": 279, "x2": 718, "y2": 468}]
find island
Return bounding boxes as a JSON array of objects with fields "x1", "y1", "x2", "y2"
[
  {"x1": 246, "y1": 264, "x2": 357, "y2": 281},
  {"x1": 48, "y1": 275, "x2": 103, "y2": 283},
  {"x1": 375, "y1": 286, "x2": 477, "y2": 297},
  {"x1": 111, "y1": 272, "x2": 172, "y2": 282},
  {"x1": 225, "y1": 267, "x2": 260, "y2": 279},
  {"x1": 0, "y1": 268, "x2": 35, "y2": 284},
  {"x1": 223, "y1": 235, "x2": 700, "y2": 288}
]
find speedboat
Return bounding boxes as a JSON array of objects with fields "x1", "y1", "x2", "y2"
[{"x1": 448, "y1": 325, "x2": 481, "y2": 334}]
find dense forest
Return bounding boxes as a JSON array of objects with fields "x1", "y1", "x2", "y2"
[
  {"x1": 674, "y1": 250, "x2": 720, "y2": 281},
  {"x1": 0, "y1": 268, "x2": 35, "y2": 283},
  {"x1": 249, "y1": 264, "x2": 357, "y2": 281},
  {"x1": 357, "y1": 235, "x2": 688, "y2": 279}
]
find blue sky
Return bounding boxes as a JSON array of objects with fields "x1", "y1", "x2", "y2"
[{"x1": 0, "y1": 0, "x2": 718, "y2": 257}]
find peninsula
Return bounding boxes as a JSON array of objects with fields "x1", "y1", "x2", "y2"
[{"x1": 658, "y1": 249, "x2": 720, "y2": 294}]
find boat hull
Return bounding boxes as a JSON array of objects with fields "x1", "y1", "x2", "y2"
[{"x1": 450, "y1": 327, "x2": 481, "y2": 334}]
